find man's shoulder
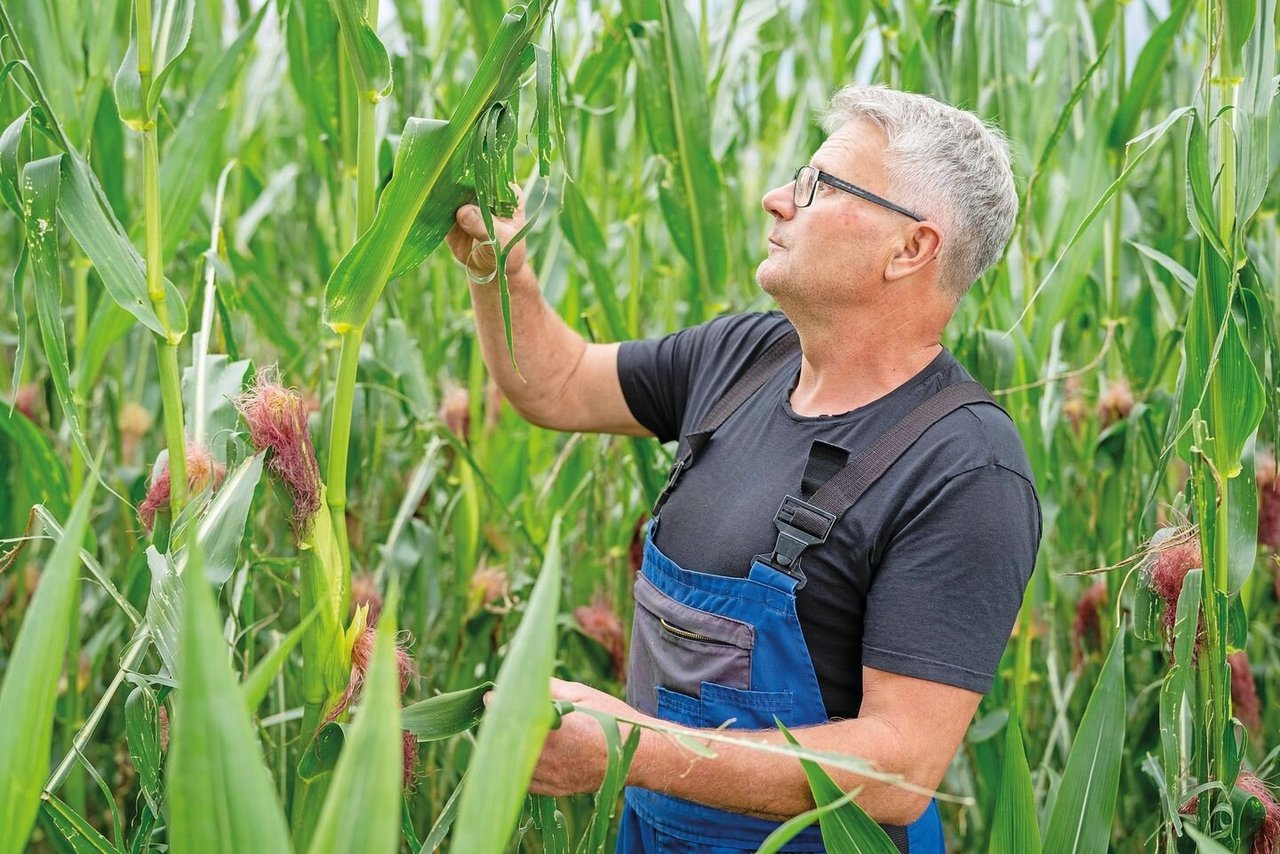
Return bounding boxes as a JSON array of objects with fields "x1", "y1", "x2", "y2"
[{"x1": 916, "y1": 386, "x2": 1037, "y2": 490}]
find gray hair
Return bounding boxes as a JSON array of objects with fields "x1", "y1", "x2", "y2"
[{"x1": 821, "y1": 85, "x2": 1018, "y2": 302}]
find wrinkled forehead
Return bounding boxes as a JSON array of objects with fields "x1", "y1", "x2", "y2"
[{"x1": 810, "y1": 118, "x2": 889, "y2": 178}]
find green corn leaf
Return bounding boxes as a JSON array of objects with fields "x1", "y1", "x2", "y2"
[
  {"x1": 1184, "y1": 826, "x2": 1234, "y2": 853},
  {"x1": 6, "y1": 246, "x2": 29, "y2": 407},
  {"x1": 451, "y1": 516, "x2": 562, "y2": 853},
  {"x1": 1233, "y1": 0, "x2": 1275, "y2": 230},
  {"x1": 580, "y1": 715, "x2": 641, "y2": 854},
  {"x1": 756, "y1": 788, "x2": 861, "y2": 854},
  {"x1": 0, "y1": 396, "x2": 71, "y2": 521},
  {"x1": 306, "y1": 595, "x2": 402, "y2": 854},
  {"x1": 0, "y1": 108, "x2": 30, "y2": 216},
  {"x1": 399, "y1": 682, "x2": 492, "y2": 741},
  {"x1": 114, "y1": 0, "x2": 195, "y2": 127},
  {"x1": 1042, "y1": 629, "x2": 1126, "y2": 853},
  {"x1": 140, "y1": 454, "x2": 265, "y2": 675},
  {"x1": 1175, "y1": 244, "x2": 1264, "y2": 483},
  {"x1": 188, "y1": 452, "x2": 264, "y2": 585},
  {"x1": 623, "y1": 0, "x2": 728, "y2": 321},
  {"x1": 56, "y1": 152, "x2": 186, "y2": 341},
  {"x1": 73, "y1": 299, "x2": 135, "y2": 402},
  {"x1": 1173, "y1": 569, "x2": 1203, "y2": 673},
  {"x1": 1108, "y1": 0, "x2": 1193, "y2": 149},
  {"x1": 38, "y1": 791, "x2": 117, "y2": 854},
  {"x1": 1183, "y1": 111, "x2": 1230, "y2": 262},
  {"x1": 1011, "y1": 106, "x2": 1192, "y2": 329},
  {"x1": 323, "y1": 0, "x2": 552, "y2": 333},
  {"x1": 167, "y1": 540, "x2": 292, "y2": 854},
  {"x1": 329, "y1": 0, "x2": 392, "y2": 102},
  {"x1": 532, "y1": 794, "x2": 569, "y2": 854},
  {"x1": 0, "y1": 475, "x2": 97, "y2": 854},
  {"x1": 284, "y1": 0, "x2": 342, "y2": 168},
  {"x1": 242, "y1": 606, "x2": 321, "y2": 714},
  {"x1": 988, "y1": 715, "x2": 1041, "y2": 854},
  {"x1": 775, "y1": 721, "x2": 898, "y2": 853},
  {"x1": 180, "y1": 355, "x2": 250, "y2": 454},
  {"x1": 125, "y1": 683, "x2": 163, "y2": 814},
  {"x1": 560, "y1": 178, "x2": 626, "y2": 340},
  {"x1": 23, "y1": 156, "x2": 94, "y2": 473},
  {"x1": 1220, "y1": 0, "x2": 1257, "y2": 78},
  {"x1": 419, "y1": 775, "x2": 465, "y2": 854},
  {"x1": 158, "y1": 4, "x2": 266, "y2": 257}
]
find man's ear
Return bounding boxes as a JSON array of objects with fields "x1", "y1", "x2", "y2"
[{"x1": 884, "y1": 221, "x2": 943, "y2": 283}]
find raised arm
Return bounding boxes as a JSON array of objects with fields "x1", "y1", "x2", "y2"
[{"x1": 446, "y1": 195, "x2": 651, "y2": 437}]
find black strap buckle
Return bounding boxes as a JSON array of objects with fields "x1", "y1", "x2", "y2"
[
  {"x1": 651, "y1": 457, "x2": 688, "y2": 517},
  {"x1": 766, "y1": 495, "x2": 836, "y2": 589}
]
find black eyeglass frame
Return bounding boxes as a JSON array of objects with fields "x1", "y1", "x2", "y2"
[{"x1": 792, "y1": 165, "x2": 924, "y2": 222}]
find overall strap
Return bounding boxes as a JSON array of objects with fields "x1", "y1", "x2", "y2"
[
  {"x1": 764, "y1": 380, "x2": 1002, "y2": 588},
  {"x1": 651, "y1": 329, "x2": 801, "y2": 516}
]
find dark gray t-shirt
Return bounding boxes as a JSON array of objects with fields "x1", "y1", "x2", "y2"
[{"x1": 618, "y1": 311, "x2": 1041, "y2": 719}]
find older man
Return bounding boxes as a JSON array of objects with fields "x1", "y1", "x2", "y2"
[{"x1": 448, "y1": 85, "x2": 1039, "y2": 853}]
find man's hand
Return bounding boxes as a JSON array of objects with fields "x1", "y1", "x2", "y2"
[
  {"x1": 446, "y1": 189, "x2": 529, "y2": 281},
  {"x1": 527, "y1": 678, "x2": 650, "y2": 797}
]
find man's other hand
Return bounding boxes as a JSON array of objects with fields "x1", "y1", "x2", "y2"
[{"x1": 527, "y1": 678, "x2": 647, "y2": 797}]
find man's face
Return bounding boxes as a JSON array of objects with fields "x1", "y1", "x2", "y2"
[{"x1": 756, "y1": 119, "x2": 906, "y2": 305}]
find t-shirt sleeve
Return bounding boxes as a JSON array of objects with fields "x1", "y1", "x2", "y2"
[
  {"x1": 616, "y1": 312, "x2": 789, "y2": 444},
  {"x1": 860, "y1": 464, "x2": 1041, "y2": 694},
  {"x1": 615, "y1": 326, "x2": 701, "y2": 444}
]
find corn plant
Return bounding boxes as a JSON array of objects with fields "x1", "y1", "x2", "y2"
[{"x1": 3, "y1": 0, "x2": 1280, "y2": 852}]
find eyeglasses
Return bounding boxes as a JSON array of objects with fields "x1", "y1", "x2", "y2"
[{"x1": 792, "y1": 165, "x2": 923, "y2": 222}]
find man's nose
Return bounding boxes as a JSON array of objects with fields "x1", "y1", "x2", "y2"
[{"x1": 762, "y1": 181, "x2": 795, "y2": 219}]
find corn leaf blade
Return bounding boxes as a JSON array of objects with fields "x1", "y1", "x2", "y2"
[
  {"x1": 0, "y1": 476, "x2": 97, "y2": 854},
  {"x1": 1042, "y1": 629, "x2": 1126, "y2": 853},
  {"x1": 167, "y1": 541, "x2": 292, "y2": 854},
  {"x1": 305, "y1": 600, "x2": 402, "y2": 854},
  {"x1": 323, "y1": 1, "x2": 551, "y2": 333},
  {"x1": 776, "y1": 722, "x2": 899, "y2": 854},
  {"x1": 451, "y1": 517, "x2": 562, "y2": 852},
  {"x1": 988, "y1": 716, "x2": 1041, "y2": 854},
  {"x1": 400, "y1": 681, "x2": 492, "y2": 741},
  {"x1": 329, "y1": 0, "x2": 392, "y2": 101}
]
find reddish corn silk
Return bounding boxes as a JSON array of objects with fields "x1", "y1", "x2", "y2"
[
  {"x1": 324, "y1": 626, "x2": 417, "y2": 725},
  {"x1": 574, "y1": 593, "x2": 627, "y2": 682},
  {"x1": 1071, "y1": 580, "x2": 1107, "y2": 669},
  {"x1": 401, "y1": 729, "x2": 419, "y2": 790},
  {"x1": 1229, "y1": 651, "x2": 1263, "y2": 734},
  {"x1": 1097, "y1": 376, "x2": 1134, "y2": 428},
  {"x1": 138, "y1": 444, "x2": 227, "y2": 530},
  {"x1": 235, "y1": 370, "x2": 323, "y2": 537},
  {"x1": 1148, "y1": 538, "x2": 1202, "y2": 625}
]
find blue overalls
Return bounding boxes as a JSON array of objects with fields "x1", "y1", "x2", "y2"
[
  {"x1": 614, "y1": 330, "x2": 961, "y2": 853},
  {"x1": 615, "y1": 520, "x2": 945, "y2": 853}
]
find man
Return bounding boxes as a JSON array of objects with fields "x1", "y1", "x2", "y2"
[{"x1": 447, "y1": 84, "x2": 1040, "y2": 853}]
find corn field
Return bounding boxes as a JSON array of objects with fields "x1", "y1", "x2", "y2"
[{"x1": 1, "y1": 0, "x2": 1278, "y2": 850}]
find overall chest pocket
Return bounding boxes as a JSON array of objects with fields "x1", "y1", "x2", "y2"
[{"x1": 628, "y1": 575, "x2": 755, "y2": 716}]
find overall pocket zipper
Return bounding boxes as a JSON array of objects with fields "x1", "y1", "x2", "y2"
[{"x1": 659, "y1": 617, "x2": 735, "y2": 646}]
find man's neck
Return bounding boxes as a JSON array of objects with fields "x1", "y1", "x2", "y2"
[{"x1": 784, "y1": 300, "x2": 947, "y2": 417}]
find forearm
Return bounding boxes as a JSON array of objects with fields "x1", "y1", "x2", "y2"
[
  {"x1": 467, "y1": 264, "x2": 586, "y2": 427},
  {"x1": 627, "y1": 715, "x2": 932, "y2": 826}
]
